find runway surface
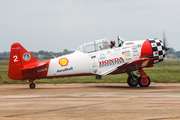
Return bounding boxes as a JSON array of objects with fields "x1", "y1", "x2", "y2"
[{"x1": 0, "y1": 83, "x2": 180, "y2": 120}]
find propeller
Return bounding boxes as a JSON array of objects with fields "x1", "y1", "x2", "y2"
[{"x1": 163, "y1": 31, "x2": 170, "y2": 51}]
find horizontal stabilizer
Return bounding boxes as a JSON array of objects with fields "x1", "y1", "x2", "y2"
[{"x1": 20, "y1": 62, "x2": 47, "y2": 70}]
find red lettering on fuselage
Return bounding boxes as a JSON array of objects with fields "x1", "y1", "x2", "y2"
[{"x1": 99, "y1": 57, "x2": 124, "y2": 67}]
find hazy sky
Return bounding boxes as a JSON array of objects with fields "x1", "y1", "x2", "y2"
[{"x1": 0, "y1": 0, "x2": 180, "y2": 52}]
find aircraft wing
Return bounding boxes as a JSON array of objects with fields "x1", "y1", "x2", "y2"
[
  {"x1": 101, "y1": 58, "x2": 151, "y2": 75},
  {"x1": 100, "y1": 67, "x2": 118, "y2": 75}
]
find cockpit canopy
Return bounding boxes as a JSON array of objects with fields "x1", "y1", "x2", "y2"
[{"x1": 76, "y1": 38, "x2": 110, "y2": 53}]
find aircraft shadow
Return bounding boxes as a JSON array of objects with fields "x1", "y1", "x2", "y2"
[{"x1": 91, "y1": 85, "x2": 161, "y2": 89}]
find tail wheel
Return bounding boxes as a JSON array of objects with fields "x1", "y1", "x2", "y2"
[
  {"x1": 96, "y1": 75, "x2": 102, "y2": 79},
  {"x1": 138, "y1": 77, "x2": 151, "y2": 87},
  {"x1": 127, "y1": 75, "x2": 139, "y2": 87},
  {"x1": 29, "y1": 83, "x2": 35, "y2": 89}
]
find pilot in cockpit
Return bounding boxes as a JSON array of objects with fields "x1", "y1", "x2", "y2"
[{"x1": 110, "y1": 40, "x2": 116, "y2": 48}]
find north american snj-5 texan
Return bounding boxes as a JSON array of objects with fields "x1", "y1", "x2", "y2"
[{"x1": 8, "y1": 35, "x2": 169, "y2": 89}]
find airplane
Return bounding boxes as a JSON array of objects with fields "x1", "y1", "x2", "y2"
[{"x1": 8, "y1": 36, "x2": 169, "y2": 89}]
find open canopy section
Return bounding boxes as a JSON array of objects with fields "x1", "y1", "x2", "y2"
[{"x1": 76, "y1": 38, "x2": 110, "y2": 53}]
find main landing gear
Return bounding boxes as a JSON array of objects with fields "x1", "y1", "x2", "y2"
[
  {"x1": 127, "y1": 69, "x2": 151, "y2": 87},
  {"x1": 29, "y1": 80, "x2": 36, "y2": 89}
]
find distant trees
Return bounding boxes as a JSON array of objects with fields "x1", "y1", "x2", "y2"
[
  {"x1": 0, "y1": 50, "x2": 74, "y2": 60},
  {"x1": 165, "y1": 48, "x2": 180, "y2": 58},
  {"x1": 63, "y1": 49, "x2": 69, "y2": 55},
  {"x1": 165, "y1": 47, "x2": 175, "y2": 55},
  {"x1": 0, "y1": 52, "x2": 10, "y2": 60},
  {"x1": 174, "y1": 51, "x2": 180, "y2": 58}
]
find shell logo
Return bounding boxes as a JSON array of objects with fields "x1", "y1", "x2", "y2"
[{"x1": 59, "y1": 58, "x2": 69, "y2": 66}]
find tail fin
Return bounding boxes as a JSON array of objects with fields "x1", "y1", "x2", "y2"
[{"x1": 8, "y1": 43, "x2": 38, "y2": 80}]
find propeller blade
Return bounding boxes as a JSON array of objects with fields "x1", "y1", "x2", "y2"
[
  {"x1": 163, "y1": 30, "x2": 170, "y2": 51},
  {"x1": 163, "y1": 31, "x2": 166, "y2": 48}
]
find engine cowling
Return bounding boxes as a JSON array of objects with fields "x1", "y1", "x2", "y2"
[{"x1": 141, "y1": 38, "x2": 165, "y2": 64}]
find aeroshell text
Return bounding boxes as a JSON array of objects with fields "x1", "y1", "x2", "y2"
[{"x1": 57, "y1": 67, "x2": 73, "y2": 73}]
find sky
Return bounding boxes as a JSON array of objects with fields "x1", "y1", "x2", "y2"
[{"x1": 0, "y1": 0, "x2": 180, "y2": 52}]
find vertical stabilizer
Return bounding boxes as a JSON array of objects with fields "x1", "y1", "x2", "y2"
[{"x1": 8, "y1": 43, "x2": 38, "y2": 80}]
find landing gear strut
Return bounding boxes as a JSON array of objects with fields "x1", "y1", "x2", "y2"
[
  {"x1": 29, "y1": 80, "x2": 36, "y2": 89},
  {"x1": 138, "y1": 69, "x2": 151, "y2": 87}
]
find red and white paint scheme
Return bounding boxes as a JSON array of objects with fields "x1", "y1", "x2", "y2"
[{"x1": 8, "y1": 38, "x2": 166, "y2": 89}]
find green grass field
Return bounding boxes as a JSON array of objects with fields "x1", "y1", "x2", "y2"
[{"x1": 0, "y1": 60, "x2": 180, "y2": 84}]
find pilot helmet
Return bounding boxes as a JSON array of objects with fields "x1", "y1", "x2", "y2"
[{"x1": 110, "y1": 40, "x2": 115, "y2": 45}]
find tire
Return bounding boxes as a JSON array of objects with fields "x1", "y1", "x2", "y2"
[
  {"x1": 127, "y1": 75, "x2": 139, "y2": 87},
  {"x1": 138, "y1": 77, "x2": 151, "y2": 87},
  {"x1": 29, "y1": 83, "x2": 35, "y2": 89},
  {"x1": 96, "y1": 75, "x2": 102, "y2": 79}
]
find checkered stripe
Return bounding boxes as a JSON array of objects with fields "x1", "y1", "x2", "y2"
[{"x1": 149, "y1": 39, "x2": 165, "y2": 64}]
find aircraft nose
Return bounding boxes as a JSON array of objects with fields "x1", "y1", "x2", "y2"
[
  {"x1": 149, "y1": 39, "x2": 165, "y2": 59},
  {"x1": 140, "y1": 40, "x2": 153, "y2": 58},
  {"x1": 141, "y1": 39, "x2": 165, "y2": 63}
]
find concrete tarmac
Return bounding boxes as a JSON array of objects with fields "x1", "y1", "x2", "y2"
[{"x1": 0, "y1": 83, "x2": 180, "y2": 120}]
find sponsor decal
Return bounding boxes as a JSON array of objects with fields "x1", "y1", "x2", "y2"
[
  {"x1": 57, "y1": 67, "x2": 73, "y2": 73},
  {"x1": 99, "y1": 56, "x2": 106, "y2": 59},
  {"x1": 38, "y1": 68, "x2": 47, "y2": 72},
  {"x1": 122, "y1": 46, "x2": 131, "y2": 49},
  {"x1": 99, "y1": 57, "x2": 124, "y2": 68},
  {"x1": 99, "y1": 54, "x2": 106, "y2": 59},
  {"x1": 126, "y1": 42, "x2": 134, "y2": 45},
  {"x1": 152, "y1": 43, "x2": 157, "y2": 47},
  {"x1": 125, "y1": 51, "x2": 131, "y2": 57},
  {"x1": 132, "y1": 45, "x2": 137, "y2": 49},
  {"x1": 93, "y1": 69, "x2": 98, "y2": 73},
  {"x1": 23, "y1": 53, "x2": 31, "y2": 61},
  {"x1": 12, "y1": 47, "x2": 20, "y2": 50},
  {"x1": 59, "y1": 58, "x2": 69, "y2": 66},
  {"x1": 133, "y1": 49, "x2": 139, "y2": 56},
  {"x1": 132, "y1": 44, "x2": 141, "y2": 49},
  {"x1": 125, "y1": 54, "x2": 131, "y2": 57},
  {"x1": 100, "y1": 56, "x2": 106, "y2": 59},
  {"x1": 126, "y1": 58, "x2": 131, "y2": 61},
  {"x1": 88, "y1": 53, "x2": 97, "y2": 57}
]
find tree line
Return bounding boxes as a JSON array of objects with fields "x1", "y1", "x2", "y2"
[
  {"x1": 165, "y1": 47, "x2": 180, "y2": 58},
  {"x1": 0, "y1": 49, "x2": 74, "y2": 60}
]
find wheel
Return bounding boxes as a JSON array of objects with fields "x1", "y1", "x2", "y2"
[
  {"x1": 29, "y1": 83, "x2": 35, "y2": 89},
  {"x1": 127, "y1": 75, "x2": 139, "y2": 87},
  {"x1": 96, "y1": 75, "x2": 102, "y2": 79},
  {"x1": 138, "y1": 77, "x2": 151, "y2": 87}
]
